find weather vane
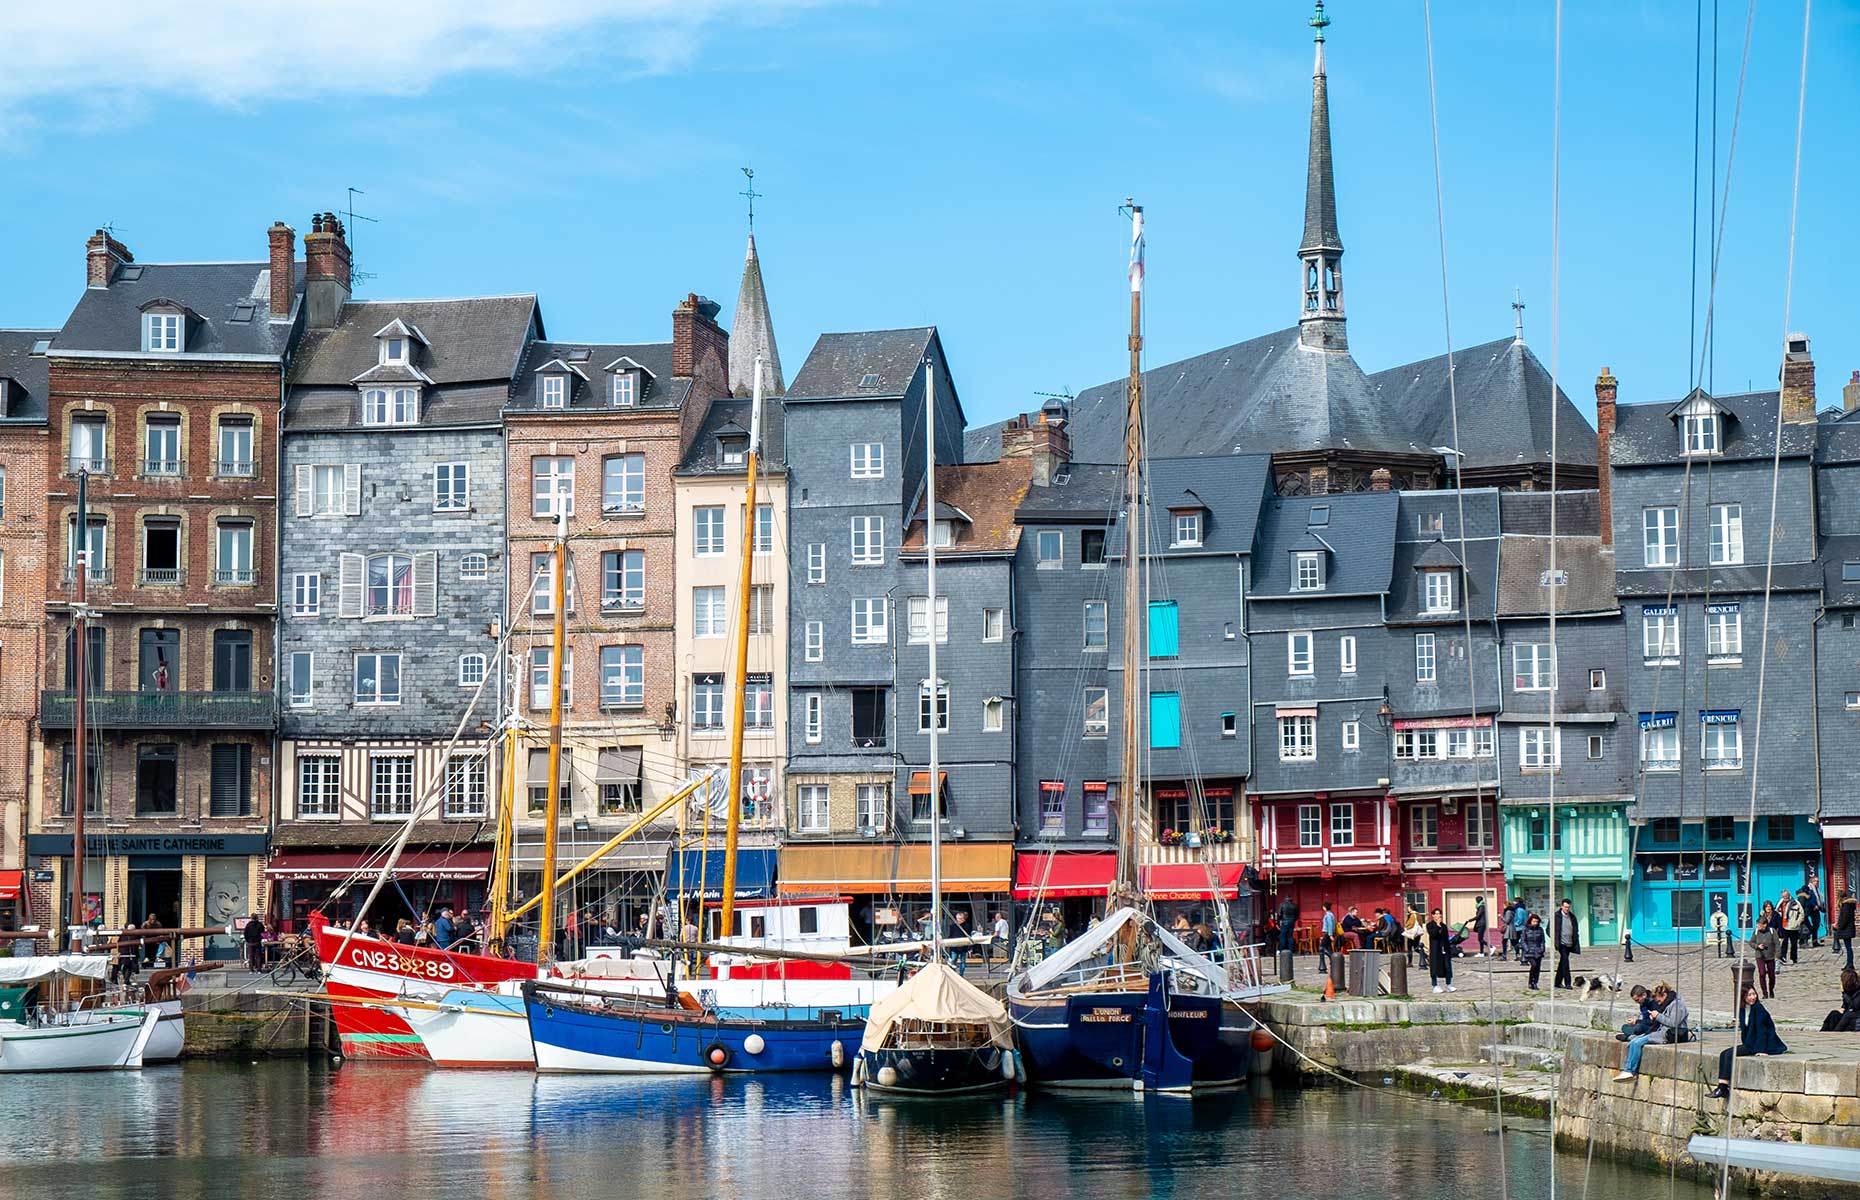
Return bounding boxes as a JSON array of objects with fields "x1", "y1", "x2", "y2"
[{"x1": 740, "y1": 167, "x2": 761, "y2": 233}]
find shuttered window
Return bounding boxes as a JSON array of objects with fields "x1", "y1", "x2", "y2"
[
  {"x1": 1147, "y1": 601, "x2": 1179, "y2": 658},
  {"x1": 209, "y1": 743, "x2": 252, "y2": 816}
]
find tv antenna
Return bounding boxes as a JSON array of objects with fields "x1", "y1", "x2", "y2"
[
  {"x1": 740, "y1": 167, "x2": 761, "y2": 233},
  {"x1": 345, "y1": 187, "x2": 381, "y2": 284}
]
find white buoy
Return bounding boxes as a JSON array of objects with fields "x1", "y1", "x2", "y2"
[
  {"x1": 1001, "y1": 1050, "x2": 1017, "y2": 1080},
  {"x1": 744, "y1": 1034, "x2": 766, "y2": 1055},
  {"x1": 831, "y1": 1039, "x2": 845, "y2": 1068},
  {"x1": 876, "y1": 1065, "x2": 899, "y2": 1088}
]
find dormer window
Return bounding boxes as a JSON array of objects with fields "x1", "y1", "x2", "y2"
[
  {"x1": 143, "y1": 311, "x2": 182, "y2": 353},
  {"x1": 382, "y1": 338, "x2": 407, "y2": 365},
  {"x1": 718, "y1": 434, "x2": 748, "y2": 467},
  {"x1": 1294, "y1": 551, "x2": 1324, "y2": 591},
  {"x1": 1422, "y1": 569, "x2": 1456, "y2": 614},
  {"x1": 362, "y1": 387, "x2": 419, "y2": 426},
  {"x1": 612, "y1": 371, "x2": 638, "y2": 407},
  {"x1": 542, "y1": 376, "x2": 567, "y2": 409},
  {"x1": 1172, "y1": 512, "x2": 1203, "y2": 547},
  {"x1": 1684, "y1": 411, "x2": 1719, "y2": 455},
  {"x1": 932, "y1": 520, "x2": 955, "y2": 548}
]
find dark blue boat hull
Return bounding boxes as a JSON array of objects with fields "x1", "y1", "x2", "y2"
[
  {"x1": 856, "y1": 1045, "x2": 1009, "y2": 1096},
  {"x1": 524, "y1": 992, "x2": 857, "y2": 1074},
  {"x1": 1009, "y1": 973, "x2": 1248, "y2": 1092}
]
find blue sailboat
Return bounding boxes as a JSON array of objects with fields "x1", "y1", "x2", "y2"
[{"x1": 522, "y1": 980, "x2": 859, "y2": 1074}]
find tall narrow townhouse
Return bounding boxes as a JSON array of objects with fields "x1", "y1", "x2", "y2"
[
  {"x1": 1105, "y1": 454, "x2": 1268, "y2": 930},
  {"x1": 777, "y1": 329, "x2": 981, "y2": 937},
  {"x1": 1246, "y1": 490, "x2": 1399, "y2": 924},
  {"x1": 0, "y1": 331, "x2": 53, "y2": 921},
  {"x1": 504, "y1": 295, "x2": 729, "y2": 931},
  {"x1": 1601, "y1": 353, "x2": 1824, "y2": 944},
  {"x1": 1383, "y1": 488, "x2": 1503, "y2": 927},
  {"x1": 1494, "y1": 491, "x2": 1633, "y2": 946},
  {"x1": 274, "y1": 215, "x2": 535, "y2": 933},
  {"x1": 1813, "y1": 380, "x2": 1860, "y2": 900},
  {"x1": 33, "y1": 226, "x2": 301, "y2": 958}
]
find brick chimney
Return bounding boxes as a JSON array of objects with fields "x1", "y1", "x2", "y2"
[
  {"x1": 1369, "y1": 467, "x2": 1392, "y2": 492},
  {"x1": 1000, "y1": 402, "x2": 1072, "y2": 487},
  {"x1": 267, "y1": 222, "x2": 295, "y2": 318},
  {"x1": 303, "y1": 212, "x2": 352, "y2": 330},
  {"x1": 1845, "y1": 370, "x2": 1860, "y2": 413},
  {"x1": 672, "y1": 293, "x2": 728, "y2": 379},
  {"x1": 86, "y1": 229, "x2": 132, "y2": 288},
  {"x1": 1594, "y1": 367, "x2": 1617, "y2": 548},
  {"x1": 1781, "y1": 332, "x2": 1816, "y2": 424}
]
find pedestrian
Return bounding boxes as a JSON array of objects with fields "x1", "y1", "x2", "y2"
[
  {"x1": 1404, "y1": 910, "x2": 1426, "y2": 968},
  {"x1": 1518, "y1": 913, "x2": 1547, "y2": 990},
  {"x1": 434, "y1": 906, "x2": 457, "y2": 951},
  {"x1": 1710, "y1": 903, "x2": 1731, "y2": 958},
  {"x1": 1780, "y1": 890, "x2": 1804, "y2": 965},
  {"x1": 112, "y1": 922, "x2": 140, "y2": 987},
  {"x1": 1510, "y1": 897, "x2": 1529, "y2": 961},
  {"x1": 1472, "y1": 895, "x2": 1489, "y2": 956},
  {"x1": 1553, "y1": 899, "x2": 1581, "y2": 990},
  {"x1": 1800, "y1": 876, "x2": 1824, "y2": 949},
  {"x1": 142, "y1": 913, "x2": 165, "y2": 967},
  {"x1": 1819, "y1": 967, "x2": 1860, "y2": 1032},
  {"x1": 1750, "y1": 916, "x2": 1780, "y2": 998},
  {"x1": 1425, "y1": 907, "x2": 1458, "y2": 994},
  {"x1": 1318, "y1": 902, "x2": 1337, "y2": 972},
  {"x1": 1833, "y1": 890, "x2": 1857, "y2": 972},
  {"x1": 949, "y1": 910, "x2": 972, "y2": 975},
  {"x1": 242, "y1": 913, "x2": 266, "y2": 973},
  {"x1": 1707, "y1": 985, "x2": 1786, "y2": 1099},
  {"x1": 1275, "y1": 895, "x2": 1300, "y2": 955},
  {"x1": 991, "y1": 911, "x2": 1009, "y2": 966},
  {"x1": 1613, "y1": 981, "x2": 1689, "y2": 1082}
]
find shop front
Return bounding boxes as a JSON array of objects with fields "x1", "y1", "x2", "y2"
[
  {"x1": 1627, "y1": 815, "x2": 1822, "y2": 943},
  {"x1": 1140, "y1": 862, "x2": 1257, "y2": 943},
  {"x1": 1823, "y1": 818, "x2": 1860, "y2": 901},
  {"x1": 0, "y1": 870, "x2": 24, "y2": 933},
  {"x1": 1498, "y1": 799, "x2": 1630, "y2": 948},
  {"x1": 778, "y1": 842, "x2": 1013, "y2": 944},
  {"x1": 668, "y1": 848, "x2": 779, "y2": 939},
  {"x1": 266, "y1": 848, "x2": 490, "y2": 938},
  {"x1": 1013, "y1": 850, "x2": 1117, "y2": 940},
  {"x1": 27, "y1": 832, "x2": 269, "y2": 962}
]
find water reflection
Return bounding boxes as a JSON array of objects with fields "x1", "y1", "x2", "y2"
[{"x1": 0, "y1": 1063, "x2": 1708, "y2": 1200}]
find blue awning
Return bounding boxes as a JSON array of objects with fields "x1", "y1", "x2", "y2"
[{"x1": 667, "y1": 849, "x2": 777, "y2": 901}]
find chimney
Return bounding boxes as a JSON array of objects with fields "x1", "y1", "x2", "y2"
[
  {"x1": 1594, "y1": 366, "x2": 1617, "y2": 548},
  {"x1": 303, "y1": 212, "x2": 352, "y2": 329},
  {"x1": 1780, "y1": 332, "x2": 1816, "y2": 424},
  {"x1": 86, "y1": 229, "x2": 132, "y2": 288},
  {"x1": 1845, "y1": 370, "x2": 1860, "y2": 413},
  {"x1": 1369, "y1": 467, "x2": 1391, "y2": 492},
  {"x1": 267, "y1": 222, "x2": 295, "y2": 318},
  {"x1": 672, "y1": 292, "x2": 728, "y2": 379}
]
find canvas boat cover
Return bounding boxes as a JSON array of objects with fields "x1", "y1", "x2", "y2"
[
  {"x1": 859, "y1": 961, "x2": 1011, "y2": 1053},
  {"x1": 0, "y1": 955, "x2": 111, "y2": 984},
  {"x1": 1014, "y1": 905, "x2": 1230, "y2": 996}
]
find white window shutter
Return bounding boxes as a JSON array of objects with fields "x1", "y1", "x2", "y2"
[
  {"x1": 412, "y1": 551, "x2": 438, "y2": 617},
  {"x1": 338, "y1": 553, "x2": 364, "y2": 618},
  {"x1": 295, "y1": 465, "x2": 312, "y2": 517},
  {"x1": 343, "y1": 464, "x2": 362, "y2": 515}
]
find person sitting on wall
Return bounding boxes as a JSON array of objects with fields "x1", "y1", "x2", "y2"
[
  {"x1": 1707, "y1": 984, "x2": 1786, "y2": 1100},
  {"x1": 1615, "y1": 985, "x2": 1661, "y2": 1040},
  {"x1": 1613, "y1": 982, "x2": 1690, "y2": 1082},
  {"x1": 1820, "y1": 967, "x2": 1860, "y2": 1032}
]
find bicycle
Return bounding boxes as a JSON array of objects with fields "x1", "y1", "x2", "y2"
[{"x1": 269, "y1": 935, "x2": 321, "y2": 988}]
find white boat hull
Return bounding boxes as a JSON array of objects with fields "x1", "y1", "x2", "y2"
[
  {"x1": 142, "y1": 1000, "x2": 184, "y2": 1062},
  {"x1": 0, "y1": 1008, "x2": 161, "y2": 1072}
]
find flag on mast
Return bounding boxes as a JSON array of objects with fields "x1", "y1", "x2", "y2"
[{"x1": 1128, "y1": 206, "x2": 1145, "y2": 294}]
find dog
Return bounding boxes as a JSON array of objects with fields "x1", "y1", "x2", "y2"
[{"x1": 1576, "y1": 974, "x2": 1625, "y2": 1001}]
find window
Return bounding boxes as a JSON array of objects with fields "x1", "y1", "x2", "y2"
[
  {"x1": 1298, "y1": 804, "x2": 1322, "y2": 848},
  {"x1": 1641, "y1": 715, "x2": 1680, "y2": 770},
  {"x1": 850, "y1": 515, "x2": 885, "y2": 565},
  {"x1": 66, "y1": 626, "x2": 106, "y2": 690},
  {"x1": 459, "y1": 653, "x2": 487, "y2": 688},
  {"x1": 857, "y1": 784, "x2": 889, "y2": 833},
  {"x1": 693, "y1": 586, "x2": 726, "y2": 637},
  {"x1": 1148, "y1": 601, "x2": 1179, "y2": 658},
  {"x1": 912, "y1": 774, "x2": 948, "y2": 824},
  {"x1": 141, "y1": 310, "x2": 184, "y2": 352},
  {"x1": 212, "y1": 629, "x2": 253, "y2": 691},
  {"x1": 803, "y1": 693, "x2": 823, "y2": 743},
  {"x1": 1330, "y1": 803, "x2": 1354, "y2": 846},
  {"x1": 217, "y1": 417, "x2": 254, "y2": 476},
  {"x1": 1410, "y1": 804, "x2": 1438, "y2": 850},
  {"x1": 1149, "y1": 692, "x2": 1181, "y2": 748},
  {"x1": 685, "y1": 509, "x2": 728, "y2": 562},
  {"x1": 297, "y1": 756, "x2": 340, "y2": 817},
  {"x1": 797, "y1": 785, "x2": 830, "y2": 833},
  {"x1": 1220, "y1": 712, "x2": 1239, "y2": 736},
  {"x1": 1172, "y1": 511, "x2": 1202, "y2": 547},
  {"x1": 1423, "y1": 570, "x2": 1455, "y2": 614},
  {"x1": 1465, "y1": 801, "x2": 1495, "y2": 850},
  {"x1": 599, "y1": 645, "x2": 643, "y2": 708},
  {"x1": 206, "y1": 744, "x2": 251, "y2": 817},
  {"x1": 1083, "y1": 688, "x2": 1108, "y2": 737},
  {"x1": 1415, "y1": 633, "x2": 1436, "y2": 683},
  {"x1": 1643, "y1": 506, "x2": 1679, "y2": 567},
  {"x1": 751, "y1": 504, "x2": 774, "y2": 554},
  {"x1": 907, "y1": 595, "x2": 949, "y2": 643},
  {"x1": 804, "y1": 621, "x2": 824, "y2": 662},
  {"x1": 918, "y1": 680, "x2": 950, "y2": 733},
  {"x1": 382, "y1": 337, "x2": 407, "y2": 365},
  {"x1": 851, "y1": 687, "x2": 887, "y2": 746},
  {"x1": 292, "y1": 573, "x2": 320, "y2": 617},
  {"x1": 1288, "y1": 631, "x2": 1314, "y2": 676},
  {"x1": 532, "y1": 457, "x2": 575, "y2": 518},
  {"x1": 371, "y1": 553, "x2": 418, "y2": 616},
  {"x1": 354, "y1": 653, "x2": 401, "y2": 705},
  {"x1": 1701, "y1": 712, "x2": 1741, "y2": 769},
  {"x1": 214, "y1": 521, "x2": 254, "y2": 585},
  {"x1": 60, "y1": 743, "x2": 103, "y2": 815},
  {"x1": 362, "y1": 387, "x2": 419, "y2": 426},
  {"x1": 1475, "y1": 726, "x2": 1496, "y2": 757},
  {"x1": 601, "y1": 454, "x2": 645, "y2": 515},
  {"x1": 692, "y1": 674, "x2": 725, "y2": 731},
  {"x1": 745, "y1": 674, "x2": 774, "y2": 730},
  {"x1": 434, "y1": 462, "x2": 469, "y2": 512},
  {"x1": 67, "y1": 514, "x2": 107, "y2": 581},
  {"x1": 1278, "y1": 715, "x2": 1316, "y2": 761},
  {"x1": 1082, "y1": 600, "x2": 1108, "y2": 650},
  {"x1": 612, "y1": 370, "x2": 637, "y2": 407},
  {"x1": 851, "y1": 597, "x2": 888, "y2": 645},
  {"x1": 1643, "y1": 607, "x2": 1680, "y2": 661},
  {"x1": 369, "y1": 755, "x2": 415, "y2": 818},
  {"x1": 1520, "y1": 726, "x2": 1561, "y2": 769},
  {"x1": 1709, "y1": 503, "x2": 1743, "y2": 565},
  {"x1": 1588, "y1": 733, "x2": 1605, "y2": 760},
  {"x1": 1341, "y1": 720, "x2": 1360, "y2": 751},
  {"x1": 299, "y1": 463, "x2": 357, "y2": 517},
  {"x1": 1765, "y1": 815, "x2": 1794, "y2": 843},
  {"x1": 1649, "y1": 817, "x2": 1681, "y2": 844},
  {"x1": 1848, "y1": 691, "x2": 1860, "y2": 710},
  {"x1": 1081, "y1": 529, "x2": 1106, "y2": 566},
  {"x1": 459, "y1": 553, "x2": 489, "y2": 581},
  {"x1": 1395, "y1": 730, "x2": 1442, "y2": 760},
  {"x1": 1294, "y1": 552, "x2": 1323, "y2": 591},
  {"x1": 286, "y1": 651, "x2": 313, "y2": 707},
  {"x1": 1684, "y1": 410, "x2": 1720, "y2": 455},
  {"x1": 443, "y1": 755, "x2": 488, "y2": 819},
  {"x1": 69, "y1": 414, "x2": 107, "y2": 474},
  {"x1": 982, "y1": 608, "x2": 1004, "y2": 642},
  {"x1": 806, "y1": 543, "x2": 825, "y2": 584},
  {"x1": 143, "y1": 414, "x2": 181, "y2": 475},
  {"x1": 1036, "y1": 530, "x2": 1062, "y2": 568},
  {"x1": 526, "y1": 748, "x2": 573, "y2": 814},
  {"x1": 1340, "y1": 635, "x2": 1357, "y2": 674},
  {"x1": 1590, "y1": 668, "x2": 1606, "y2": 690},
  {"x1": 541, "y1": 375, "x2": 566, "y2": 408},
  {"x1": 602, "y1": 550, "x2": 644, "y2": 612},
  {"x1": 1706, "y1": 605, "x2": 1742, "y2": 661},
  {"x1": 850, "y1": 442, "x2": 884, "y2": 479},
  {"x1": 0, "y1": 466, "x2": 5, "y2": 516},
  {"x1": 528, "y1": 647, "x2": 573, "y2": 710},
  {"x1": 1039, "y1": 782, "x2": 1066, "y2": 833},
  {"x1": 1445, "y1": 729, "x2": 1473, "y2": 758},
  {"x1": 1512, "y1": 643, "x2": 1555, "y2": 691},
  {"x1": 1416, "y1": 511, "x2": 1444, "y2": 535},
  {"x1": 133, "y1": 744, "x2": 177, "y2": 816},
  {"x1": 1707, "y1": 815, "x2": 1736, "y2": 842},
  {"x1": 983, "y1": 697, "x2": 1004, "y2": 732},
  {"x1": 1084, "y1": 782, "x2": 1111, "y2": 834}
]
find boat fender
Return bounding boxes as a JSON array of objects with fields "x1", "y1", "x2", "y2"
[
  {"x1": 831, "y1": 1039, "x2": 845, "y2": 1069},
  {"x1": 704, "y1": 1041, "x2": 731, "y2": 1071},
  {"x1": 743, "y1": 1033, "x2": 766, "y2": 1056},
  {"x1": 1001, "y1": 1050, "x2": 1017, "y2": 1082},
  {"x1": 1014, "y1": 1051, "x2": 1027, "y2": 1086},
  {"x1": 876, "y1": 1065, "x2": 899, "y2": 1089},
  {"x1": 851, "y1": 1055, "x2": 865, "y2": 1086}
]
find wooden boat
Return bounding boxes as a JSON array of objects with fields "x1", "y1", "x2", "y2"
[{"x1": 0, "y1": 1003, "x2": 160, "y2": 1072}]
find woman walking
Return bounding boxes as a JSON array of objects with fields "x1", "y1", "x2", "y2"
[
  {"x1": 1404, "y1": 911, "x2": 1425, "y2": 969},
  {"x1": 1779, "y1": 889, "x2": 1805, "y2": 965},
  {"x1": 1519, "y1": 912, "x2": 1547, "y2": 991},
  {"x1": 1750, "y1": 915, "x2": 1781, "y2": 999},
  {"x1": 1706, "y1": 984, "x2": 1786, "y2": 1100},
  {"x1": 1425, "y1": 908, "x2": 1458, "y2": 994}
]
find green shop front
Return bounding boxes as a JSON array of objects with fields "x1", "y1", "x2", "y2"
[{"x1": 1499, "y1": 798, "x2": 1631, "y2": 947}]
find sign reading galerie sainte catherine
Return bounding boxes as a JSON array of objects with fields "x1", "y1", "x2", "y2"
[{"x1": 27, "y1": 834, "x2": 269, "y2": 857}]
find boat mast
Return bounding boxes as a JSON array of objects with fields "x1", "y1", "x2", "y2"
[
  {"x1": 925, "y1": 356, "x2": 943, "y2": 960},
  {"x1": 487, "y1": 687, "x2": 519, "y2": 951},
  {"x1": 538, "y1": 506, "x2": 568, "y2": 968},
  {"x1": 69, "y1": 470, "x2": 91, "y2": 952},
  {"x1": 1117, "y1": 203, "x2": 1145, "y2": 902},
  {"x1": 718, "y1": 356, "x2": 765, "y2": 943}
]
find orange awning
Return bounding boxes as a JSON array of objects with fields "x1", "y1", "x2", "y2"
[
  {"x1": 906, "y1": 771, "x2": 948, "y2": 796},
  {"x1": 778, "y1": 843, "x2": 1011, "y2": 894}
]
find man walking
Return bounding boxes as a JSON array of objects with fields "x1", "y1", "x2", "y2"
[
  {"x1": 1510, "y1": 898, "x2": 1528, "y2": 961},
  {"x1": 242, "y1": 914, "x2": 266, "y2": 974},
  {"x1": 1276, "y1": 895, "x2": 1300, "y2": 955},
  {"x1": 1554, "y1": 899, "x2": 1581, "y2": 990},
  {"x1": 1472, "y1": 895, "x2": 1490, "y2": 956},
  {"x1": 1801, "y1": 876, "x2": 1824, "y2": 949}
]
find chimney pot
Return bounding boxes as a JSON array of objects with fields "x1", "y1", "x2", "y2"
[
  {"x1": 1843, "y1": 370, "x2": 1860, "y2": 414},
  {"x1": 1781, "y1": 333, "x2": 1816, "y2": 424},
  {"x1": 267, "y1": 222, "x2": 295, "y2": 318},
  {"x1": 1369, "y1": 467, "x2": 1392, "y2": 492}
]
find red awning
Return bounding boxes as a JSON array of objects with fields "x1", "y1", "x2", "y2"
[
  {"x1": 0, "y1": 870, "x2": 21, "y2": 901},
  {"x1": 1013, "y1": 852, "x2": 1117, "y2": 899},
  {"x1": 264, "y1": 850, "x2": 492, "y2": 882},
  {"x1": 1142, "y1": 863, "x2": 1247, "y2": 901}
]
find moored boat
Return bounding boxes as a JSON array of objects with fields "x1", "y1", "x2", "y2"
[
  {"x1": 855, "y1": 962, "x2": 1013, "y2": 1096},
  {"x1": 0, "y1": 1006, "x2": 161, "y2": 1073}
]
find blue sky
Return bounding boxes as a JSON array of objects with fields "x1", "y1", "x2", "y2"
[{"x1": 1, "y1": 2, "x2": 1854, "y2": 431}]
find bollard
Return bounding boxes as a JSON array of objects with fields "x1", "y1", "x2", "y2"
[
  {"x1": 1328, "y1": 947, "x2": 1347, "y2": 994},
  {"x1": 1388, "y1": 951, "x2": 1408, "y2": 996},
  {"x1": 1348, "y1": 949, "x2": 1381, "y2": 997},
  {"x1": 1729, "y1": 960, "x2": 1756, "y2": 1017},
  {"x1": 1277, "y1": 949, "x2": 1295, "y2": 982}
]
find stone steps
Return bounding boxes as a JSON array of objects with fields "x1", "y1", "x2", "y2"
[{"x1": 1479, "y1": 1042, "x2": 1564, "y2": 1071}]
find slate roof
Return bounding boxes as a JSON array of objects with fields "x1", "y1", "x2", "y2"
[
  {"x1": 728, "y1": 233, "x2": 783, "y2": 397},
  {"x1": 1496, "y1": 534, "x2": 1618, "y2": 617},
  {"x1": 1611, "y1": 388, "x2": 1815, "y2": 466},
  {"x1": 1387, "y1": 491, "x2": 1500, "y2": 622},
  {"x1": 1821, "y1": 536, "x2": 1860, "y2": 609},
  {"x1": 787, "y1": 328, "x2": 936, "y2": 402},
  {"x1": 53, "y1": 261, "x2": 303, "y2": 359},
  {"x1": 900, "y1": 459, "x2": 1031, "y2": 555},
  {"x1": 1248, "y1": 491, "x2": 1398, "y2": 597},
  {"x1": 0, "y1": 329, "x2": 56, "y2": 424},
  {"x1": 676, "y1": 396, "x2": 787, "y2": 475},
  {"x1": 1367, "y1": 337, "x2": 1596, "y2": 470},
  {"x1": 1012, "y1": 462, "x2": 1121, "y2": 522},
  {"x1": 509, "y1": 339, "x2": 689, "y2": 413},
  {"x1": 1497, "y1": 490, "x2": 1602, "y2": 537},
  {"x1": 1143, "y1": 455, "x2": 1272, "y2": 556},
  {"x1": 287, "y1": 296, "x2": 538, "y2": 431}
]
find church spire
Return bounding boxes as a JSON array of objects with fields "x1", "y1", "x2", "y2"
[
  {"x1": 729, "y1": 169, "x2": 783, "y2": 397},
  {"x1": 1298, "y1": 0, "x2": 1347, "y2": 351}
]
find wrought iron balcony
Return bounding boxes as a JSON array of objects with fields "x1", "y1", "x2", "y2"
[
  {"x1": 39, "y1": 689, "x2": 277, "y2": 731},
  {"x1": 140, "y1": 458, "x2": 185, "y2": 478},
  {"x1": 138, "y1": 567, "x2": 185, "y2": 586},
  {"x1": 601, "y1": 594, "x2": 645, "y2": 614},
  {"x1": 216, "y1": 459, "x2": 257, "y2": 478},
  {"x1": 211, "y1": 568, "x2": 257, "y2": 586},
  {"x1": 60, "y1": 567, "x2": 112, "y2": 586},
  {"x1": 65, "y1": 456, "x2": 111, "y2": 477}
]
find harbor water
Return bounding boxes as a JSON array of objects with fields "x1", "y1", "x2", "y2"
[{"x1": 0, "y1": 1062, "x2": 1714, "y2": 1200}]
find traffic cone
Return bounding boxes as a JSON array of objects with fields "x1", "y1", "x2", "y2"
[{"x1": 1324, "y1": 974, "x2": 1335, "y2": 1001}]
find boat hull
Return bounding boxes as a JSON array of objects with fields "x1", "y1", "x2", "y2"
[
  {"x1": 525, "y1": 991, "x2": 858, "y2": 1075},
  {"x1": 856, "y1": 1045, "x2": 1009, "y2": 1096},
  {"x1": 1009, "y1": 974, "x2": 1248, "y2": 1092},
  {"x1": 0, "y1": 1009, "x2": 159, "y2": 1073}
]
